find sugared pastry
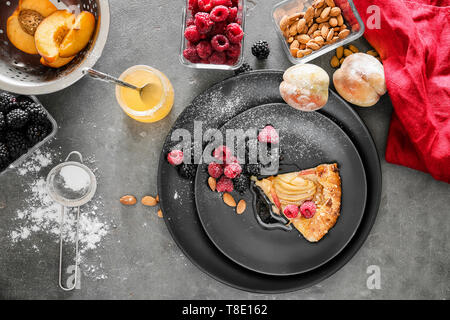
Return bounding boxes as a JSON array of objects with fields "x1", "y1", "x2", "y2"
[
  {"x1": 333, "y1": 53, "x2": 387, "y2": 107},
  {"x1": 279, "y1": 64, "x2": 329, "y2": 112},
  {"x1": 252, "y1": 163, "x2": 341, "y2": 242}
]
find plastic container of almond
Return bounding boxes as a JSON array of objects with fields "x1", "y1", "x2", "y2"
[
  {"x1": 0, "y1": 90, "x2": 57, "y2": 176},
  {"x1": 180, "y1": 0, "x2": 246, "y2": 70},
  {"x1": 272, "y1": 0, "x2": 364, "y2": 64}
]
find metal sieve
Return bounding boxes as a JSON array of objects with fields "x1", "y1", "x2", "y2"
[{"x1": 0, "y1": 0, "x2": 110, "y2": 95}]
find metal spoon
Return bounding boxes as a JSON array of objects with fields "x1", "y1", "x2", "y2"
[{"x1": 83, "y1": 68, "x2": 153, "y2": 103}]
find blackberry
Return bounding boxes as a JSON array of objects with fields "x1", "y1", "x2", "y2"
[
  {"x1": 26, "y1": 123, "x2": 49, "y2": 144},
  {"x1": 18, "y1": 99, "x2": 34, "y2": 110},
  {"x1": 245, "y1": 163, "x2": 261, "y2": 176},
  {"x1": 0, "y1": 113, "x2": 6, "y2": 131},
  {"x1": 7, "y1": 108, "x2": 29, "y2": 129},
  {"x1": 0, "y1": 92, "x2": 19, "y2": 114},
  {"x1": 233, "y1": 174, "x2": 250, "y2": 193},
  {"x1": 0, "y1": 142, "x2": 9, "y2": 170},
  {"x1": 25, "y1": 102, "x2": 47, "y2": 124},
  {"x1": 251, "y1": 40, "x2": 270, "y2": 60},
  {"x1": 5, "y1": 131, "x2": 28, "y2": 159},
  {"x1": 234, "y1": 62, "x2": 253, "y2": 75},
  {"x1": 178, "y1": 163, "x2": 197, "y2": 179}
]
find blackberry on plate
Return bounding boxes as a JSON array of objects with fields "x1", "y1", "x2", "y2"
[
  {"x1": 26, "y1": 123, "x2": 49, "y2": 144},
  {"x1": 245, "y1": 163, "x2": 261, "y2": 176},
  {"x1": 233, "y1": 174, "x2": 250, "y2": 193},
  {"x1": 25, "y1": 102, "x2": 47, "y2": 124},
  {"x1": 0, "y1": 113, "x2": 6, "y2": 131},
  {"x1": 251, "y1": 40, "x2": 270, "y2": 60},
  {"x1": 234, "y1": 62, "x2": 253, "y2": 75},
  {"x1": 0, "y1": 142, "x2": 9, "y2": 170},
  {"x1": 7, "y1": 108, "x2": 29, "y2": 129},
  {"x1": 5, "y1": 131, "x2": 28, "y2": 159},
  {"x1": 178, "y1": 163, "x2": 197, "y2": 179},
  {"x1": 0, "y1": 92, "x2": 19, "y2": 114}
]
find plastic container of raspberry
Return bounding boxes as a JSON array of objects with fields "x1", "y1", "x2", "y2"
[
  {"x1": 272, "y1": 0, "x2": 364, "y2": 64},
  {"x1": 180, "y1": 0, "x2": 246, "y2": 70},
  {"x1": 0, "y1": 90, "x2": 57, "y2": 176}
]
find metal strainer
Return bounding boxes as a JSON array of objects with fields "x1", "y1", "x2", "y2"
[{"x1": 0, "y1": 0, "x2": 110, "y2": 95}]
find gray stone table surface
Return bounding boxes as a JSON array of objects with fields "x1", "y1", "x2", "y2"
[{"x1": 0, "y1": 0, "x2": 449, "y2": 300}]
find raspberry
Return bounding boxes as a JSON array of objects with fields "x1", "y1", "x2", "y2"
[
  {"x1": 208, "y1": 162, "x2": 224, "y2": 178},
  {"x1": 210, "y1": 5, "x2": 229, "y2": 22},
  {"x1": 195, "y1": 12, "x2": 214, "y2": 34},
  {"x1": 231, "y1": 0, "x2": 239, "y2": 6},
  {"x1": 211, "y1": 34, "x2": 230, "y2": 52},
  {"x1": 198, "y1": 0, "x2": 214, "y2": 12},
  {"x1": 216, "y1": 176, "x2": 234, "y2": 192},
  {"x1": 208, "y1": 51, "x2": 227, "y2": 64},
  {"x1": 186, "y1": 17, "x2": 195, "y2": 26},
  {"x1": 183, "y1": 47, "x2": 201, "y2": 63},
  {"x1": 226, "y1": 42, "x2": 241, "y2": 58},
  {"x1": 184, "y1": 25, "x2": 201, "y2": 43},
  {"x1": 258, "y1": 125, "x2": 279, "y2": 144},
  {"x1": 226, "y1": 56, "x2": 239, "y2": 66},
  {"x1": 188, "y1": 0, "x2": 199, "y2": 12},
  {"x1": 300, "y1": 201, "x2": 316, "y2": 219},
  {"x1": 226, "y1": 23, "x2": 244, "y2": 44},
  {"x1": 210, "y1": 21, "x2": 227, "y2": 36},
  {"x1": 167, "y1": 150, "x2": 184, "y2": 166},
  {"x1": 227, "y1": 7, "x2": 237, "y2": 22},
  {"x1": 283, "y1": 205, "x2": 299, "y2": 219},
  {"x1": 213, "y1": 145, "x2": 232, "y2": 162},
  {"x1": 196, "y1": 40, "x2": 213, "y2": 59},
  {"x1": 213, "y1": 0, "x2": 232, "y2": 6},
  {"x1": 224, "y1": 163, "x2": 242, "y2": 178}
]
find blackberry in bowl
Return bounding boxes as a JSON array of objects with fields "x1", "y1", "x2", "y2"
[{"x1": 0, "y1": 90, "x2": 57, "y2": 175}]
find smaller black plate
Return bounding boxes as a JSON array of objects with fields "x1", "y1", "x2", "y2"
[{"x1": 195, "y1": 103, "x2": 367, "y2": 276}]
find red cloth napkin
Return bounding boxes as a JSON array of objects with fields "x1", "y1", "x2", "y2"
[{"x1": 350, "y1": 0, "x2": 450, "y2": 183}]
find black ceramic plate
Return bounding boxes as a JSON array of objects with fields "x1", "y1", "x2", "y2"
[
  {"x1": 195, "y1": 103, "x2": 367, "y2": 276},
  {"x1": 157, "y1": 70, "x2": 381, "y2": 293}
]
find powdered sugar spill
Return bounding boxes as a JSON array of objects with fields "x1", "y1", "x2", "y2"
[{"x1": 9, "y1": 147, "x2": 110, "y2": 281}]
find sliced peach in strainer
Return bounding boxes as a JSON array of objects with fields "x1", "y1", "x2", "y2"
[
  {"x1": 6, "y1": 0, "x2": 57, "y2": 54},
  {"x1": 59, "y1": 11, "x2": 96, "y2": 58},
  {"x1": 40, "y1": 55, "x2": 75, "y2": 68},
  {"x1": 34, "y1": 10, "x2": 75, "y2": 63}
]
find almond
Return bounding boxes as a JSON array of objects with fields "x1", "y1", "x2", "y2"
[
  {"x1": 289, "y1": 24, "x2": 298, "y2": 36},
  {"x1": 236, "y1": 200, "x2": 246, "y2": 214},
  {"x1": 326, "y1": 29, "x2": 334, "y2": 42},
  {"x1": 304, "y1": 6, "x2": 314, "y2": 22},
  {"x1": 288, "y1": 12, "x2": 303, "y2": 21},
  {"x1": 290, "y1": 39, "x2": 300, "y2": 49},
  {"x1": 313, "y1": 0, "x2": 325, "y2": 8},
  {"x1": 320, "y1": 7, "x2": 331, "y2": 19},
  {"x1": 325, "y1": 0, "x2": 335, "y2": 7},
  {"x1": 329, "y1": 17, "x2": 338, "y2": 27},
  {"x1": 330, "y1": 55, "x2": 340, "y2": 68},
  {"x1": 208, "y1": 177, "x2": 216, "y2": 192},
  {"x1": 157, "y1": 209, "x2": 163, "y2": 218},
  {"x1": 223, "y1": 193, "x2": 236, "y2": 207},
  {"x1": 120, "y1": 195, "x2": 136, "y2": 206},
  {"x1": 279, "y1": 15, "x2": 290, "y2": 30},
  {"x1": 337, "y1": 14, "x2": 344, "y2": 26},
  {"x1": 296, "y1": 18, "x2": 306, "y2": 33},
  {"x1": 142, "y1": 196, "x2": 157, "y2": 207},
  {"x1": 297, "y1": 34, "x2": 310, "y2": 44},
  {"x1": 366, "y1": 50, "x2": 379, "y2": 57},
  {"x1": 320, "y1": 25, "x2": 329, "y2": 39},
  {"x1": 314, "y1": 7, "x2": 323, "y2": 18},
  {"x1": 307, "y1": 23, "x2": 318, "y2": 35},
  {"x1": 306, "y1": 41, "x2": 320, "y2": 50},
  {"x1": 348, "y1": 44, "x2": 359, "y2": 53},
  {"x1": 344, "y1": 48, "x2": 353, "y2": 57},
  {"x1": 338, "y1": 29, "x2": 350, "y2": 39},
  {"x1": 330, "y1": 7, "x2": 341, "y2": 16},
  {"x1": 336, "y1": 46, "x2": 344, "y2": 59}
]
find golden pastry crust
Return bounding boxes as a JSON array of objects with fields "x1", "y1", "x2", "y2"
[{"x1": 254, "y1": 163, "x2": 341, "y2": 242}]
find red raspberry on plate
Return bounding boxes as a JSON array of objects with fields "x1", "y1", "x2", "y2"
[
  {"x1": 300, "y1": 201, "x2": 316, "y2": 219},
  {"x1": 210, "y1": 21, "x2": 227, "y2": 36},
  {"x1": 208, "y1": 51, "x2": 227, "y2": 64},
  {"x1": 186, "y1": 17, "x2": 195, "y2": 26},
  {"x1": 226, "y1": 42, "x2": 241, "y2": 58},
  {"x1": 213, "y1": 0, "x2": 232, "y2": 6},
  {"x1": 258, "y1": 125, "x2": 279, "y2": 144},
  {"x1": 184, "y1": 25, "x2": 201, "y2": 43},
  {"x1": 224, "y1": 163, "x2": 242, "y2": 179},
  {"x1": 196, "y1": 40, "x2": 213, "y2": 59},
  {"x1": 226, "y1": 23, "x2": 244, "y2": 44},
  {"x1": 183, "y1": 47, "x2": 201, "y2": 63},
  {"x1": 213, "y1": 145, "x2": 232, "y2": 162},
  {"x1": 216, "y1": 176, "x2": 234, "y2": 192},
  {"x1": 211, "y1": 34, "x2": 230, "y2": 52},
  {"x1": 227, "y1": 7, "x2": 237, "y2": 22},
  {"x1": 195, "y1": 12, "x2": 214, "y2": 34},
  {"x1": 210, "y1": 5, "x2": 229, "y2": 22},
  {"x1": 283, "y1": 205, "x2": 299, "y2": 219},
  {"x1": 167, "y1": 150, "x2": 184, "y2": 166},
  {"x1": 198, "y1": 0, "x2": 214, "y2": 12},
  {"x1": 208, "y1": 162, "x2": 224, "y2": 178}
]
